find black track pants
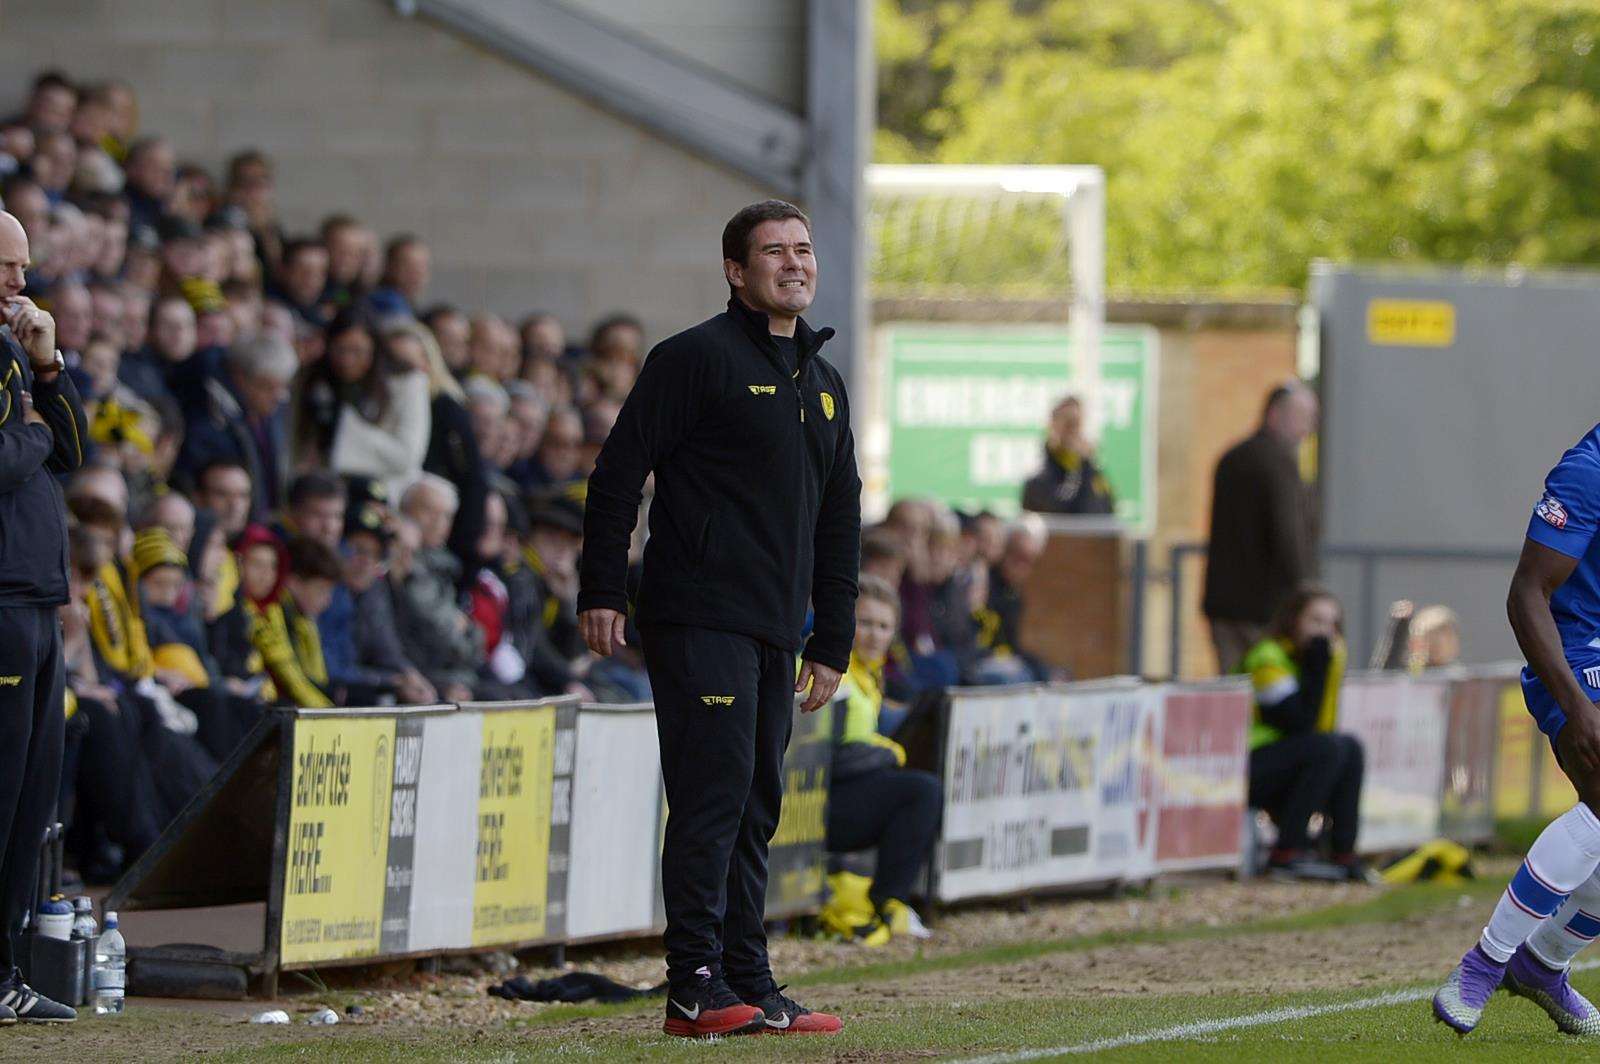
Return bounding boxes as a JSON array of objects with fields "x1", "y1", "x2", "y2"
[
  {"x1": 641, "y1": 625, "x2": 794, "y2": 992},
  {"x1": 826, "y1": 766, "x2": 943, "y2": 906},
  {"x1": 1248, "y1": 731, "x2": 1364, "y2": 854},
  {"x1": 0, "y1": 607, "x2": 65, "y2": 972}
]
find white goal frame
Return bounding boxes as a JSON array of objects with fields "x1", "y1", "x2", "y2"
[{"x1": 864, "y1": 164, "x2": 1107, "y2": 437}]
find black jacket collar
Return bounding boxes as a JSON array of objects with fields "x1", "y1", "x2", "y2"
[{"x1": 726, "y1": 296, "x2": 834, "y2": 372}]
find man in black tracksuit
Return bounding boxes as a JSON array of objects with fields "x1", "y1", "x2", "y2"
[
  {"x1": 579, "y1": 201, "x2": 860, "y2": 1038},
  {"x1": 0, "y1": 210, "x2": 89, "y2": 1024}
]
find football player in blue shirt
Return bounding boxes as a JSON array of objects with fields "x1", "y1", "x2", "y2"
[{"x1": 1434, "y1": 428, "x2": 1600, "y2": 1036}]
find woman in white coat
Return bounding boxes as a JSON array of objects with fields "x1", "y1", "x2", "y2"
[{"x1": 292, "y1": 307, "x2": 431, "y2": 501}]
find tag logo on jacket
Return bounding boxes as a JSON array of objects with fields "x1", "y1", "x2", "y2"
[
  {"x1": 748, "y1": 385, "x2": 776, "y2": 396},
  {"x1": 700, "y1": 695, "x2": 735, "y2": 706},
  {"x1": 1537, "y1": 494, "x2": 1569, "y2": 530},
  {"x1": 819, "y1": 392, "x2": 836, "y2": 421}
]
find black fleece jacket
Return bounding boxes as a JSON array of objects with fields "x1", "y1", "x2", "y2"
[
  {"x1": 0, "y1": 334, "x2": 88, "y2": 606},
  {"x1": 579, "y1": 298, "x2": 862, "y2": 671}
]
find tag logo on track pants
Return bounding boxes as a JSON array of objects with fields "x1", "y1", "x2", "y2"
[
  {"x1": 0, "y1": 676, "x2": 19, "y2": 687},
  {"x1": 700, "y1": 695, "x2": 735, "y2": 706}
]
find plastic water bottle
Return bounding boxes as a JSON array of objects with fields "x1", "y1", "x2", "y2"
[
  {"x1": 71, "y1": 896, "x2": 96, "y2": 940},
  {"x1": 91, "y1": 912, "x2": 125, "y2": 1015}
]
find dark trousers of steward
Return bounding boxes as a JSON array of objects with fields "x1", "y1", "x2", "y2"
[
  {"x1": 0, "y1": 606, "x2": 65, "y2": 974},
  {"x1": 641, "y1": 624, "x2": 794, "y2": 993}
]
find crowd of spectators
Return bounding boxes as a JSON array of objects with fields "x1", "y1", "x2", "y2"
[
  {"x1": 0, "y1": 70, "x2": 656, "y2": 882},
  {"x1": 2, "y1": 69, "x2": 1063, "y2": 889},
  {"x1": 857, "y1": 499, "x2": 1058, "y2": 713}
]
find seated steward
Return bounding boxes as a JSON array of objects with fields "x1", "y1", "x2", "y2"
[{"x1": 1241, "y1": 585, "x2": 1370, "y2": 883}]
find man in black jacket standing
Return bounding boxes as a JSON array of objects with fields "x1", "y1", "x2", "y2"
[
  {"x1": 579, "y1": 201, "x2": 860, "y2": 1039},
  {"x1": 1202, "y1": 382, "x2": 1318, "y2": 673},
  {"x1": 0, "y1": 210, "x2": 88, "y2": 1025}
]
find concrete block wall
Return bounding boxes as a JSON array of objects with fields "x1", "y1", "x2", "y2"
[
  {"x1": 0, "y1": 0, "x2": 777, "y2": 346},
  {"x1": 568, "y1": 0, "x2": 805, "y2": 108}
]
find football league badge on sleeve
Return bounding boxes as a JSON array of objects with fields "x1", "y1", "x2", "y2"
[{"x1": 1537, "y1": 494, "x2": 1569, "y2": 530}]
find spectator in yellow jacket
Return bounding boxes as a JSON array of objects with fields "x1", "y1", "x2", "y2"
[
  {"x1": 823, "y1": 575, "x2": 942, "y2": 944},
  {"x1": 1240, "y1": 585, "x2": 1370, "y2": 883}
]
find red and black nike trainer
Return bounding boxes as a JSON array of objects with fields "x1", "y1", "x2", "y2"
[
  {"x1": 743, "y1": 984, "x2": 842, "y2": 1035},
  {"x1": 662, "y1": 973, "x2": 766, "y2": 1039}
]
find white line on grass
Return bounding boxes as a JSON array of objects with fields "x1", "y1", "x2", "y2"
[{"x1": 952, "y1": 958, "x2": 1600, "y2": 1063}]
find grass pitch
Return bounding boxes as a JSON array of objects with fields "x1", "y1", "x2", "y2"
[{"x1": 16, "y1": 875, "x2": 1589, "y2": 1062}]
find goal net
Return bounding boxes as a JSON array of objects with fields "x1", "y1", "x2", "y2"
[{"x1": 865, "y1": 164, "x2": 1107, "y2": 435}]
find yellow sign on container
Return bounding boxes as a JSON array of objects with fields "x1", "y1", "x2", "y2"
[
  {"x1": 1493, "y1": 686, "x2": 1534, "y2": 821},
  {"x1": 1540, "y1": 733, "x2": 1578, "y2": 817},
  {"x1": 281, "y1": 717, "x2": 396, "y2": 965},
  {"x1": 472, "y1": 706, "x2": 556, "y2": 946},
  {"x1": 1367, "y1": 299, "x2": 1456, "y2": 347},
  {"x1": 1494, "y1": 683, "x2": 1578, "y2": 821}
]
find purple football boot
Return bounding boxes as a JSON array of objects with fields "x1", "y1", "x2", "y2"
[
  {"x1": 1432, "y1": 945, "x2": 1506, "y2": 1034},
  {"x1": 1504, "y1": 945, "x2": 1600, "y2": 1036}
]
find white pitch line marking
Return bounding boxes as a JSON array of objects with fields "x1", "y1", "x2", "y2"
[{"x1": 952, "y1": 958, "x2": 1600, "y2": 1063}]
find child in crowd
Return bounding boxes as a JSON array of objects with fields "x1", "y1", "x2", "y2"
[
  {"x1": 131, "y1": 525, "x2": 211, "y2": 693},
  {"x1": 247, "y1": 534, "x2": 343, "y2": 709},
  {"x1": 210, "y1": 524, "x2": 282, "y2": 694},
  {"x1": 820, "y1": 575, "x2": 943, "y2": 946}
]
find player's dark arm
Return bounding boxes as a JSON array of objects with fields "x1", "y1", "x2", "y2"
[
  {"x1": 31, "y1": 369, "x2": 87, "y2": 472},
  {"x1": 1507, "y1": 538, "x2": 1600, "y2": 779},
  {"x1": 1509, "y1": 539, "x2": 1588, "y2": 717}
]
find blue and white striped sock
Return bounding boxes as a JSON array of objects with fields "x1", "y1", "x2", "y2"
[
  {"x1": 1527, "y1": 869, "x2": 1600, "y2": 970},
  {"x1": 1481, "y1": 803, "x2": 1600, "y2": 963}
]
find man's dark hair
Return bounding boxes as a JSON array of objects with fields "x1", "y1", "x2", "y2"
[
  {"x1": 384, "y1": 232, "x2": 424, "y2": 266},
  {"x1": 1269, "y1": 583, "x2": 1344, "y2": 643},
  {"x1": 67, "y1": 495, "x2": 121, "y2": 534},
  {"x1": 226, "y1": 149, "x2": 271, "y2": 186},
  {"x1": 1262, "y1": 383, "x2": 1300, "y2": 419},
  {"x1": 125, "y1": 135, "x2": 169, "y2": 168},
  {"x1": 1, "y1": 175, "x2": 42, "y2": 204},
  {"x1": 589, "y1": 312, "x2": 642, "y2": 351},
  {"x1": 286, "y1": 535, "x2": 344, "y2": 583},
  {"x1": 422, "y1": 302, "x2": 462, "y2": 328},
  {"x1": 281, "y1": 237, "x2": 325, "y2": 267},
  {"x1": 288, "y1": 470, "x2": 347, "y2": 510},
  {"x1": 861, "y1": 526, "x2": 905, "y2": 564},
  {"x1": 319, "y1": 212, "x2": 359, "y2": 239},
  {"x1": 197, "y1": 458, "x2": 251, "y2": 491},
  {"x1": 31, "y1": 71, "x2": 76, "y2": 97},
  {"x1": 721, "y1": 200, "x2": 811, "y2": 266}
]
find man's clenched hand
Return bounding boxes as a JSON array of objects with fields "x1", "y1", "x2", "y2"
[{"x1": 580, "y1": 608, "x2": 628, "y2": 657}]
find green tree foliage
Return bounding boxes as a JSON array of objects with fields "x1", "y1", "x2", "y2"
[{"x1": 877, "y1": 0, "x2": 1600, "y2": 292}]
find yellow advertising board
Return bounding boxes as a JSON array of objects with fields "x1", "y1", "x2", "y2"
[
  {"x1": 281, "y1": 716, "x2": 396, "y2": 965},
  {"x1": 1493, "y1": 686, "x2": 1535, "y2": 821},
  {"x1": 1494, "y1": 684, "x2": 1577, "y2": 821},
  {"x1": 1366, "y1": 299, "x2": 1456, "y2": 346},
  {"x1": 1539, "y1": 730, "x2": 1578, "y2": 818},
  {"x1": 472, "y1": 705, "x2": 556, "y2": 946}
]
